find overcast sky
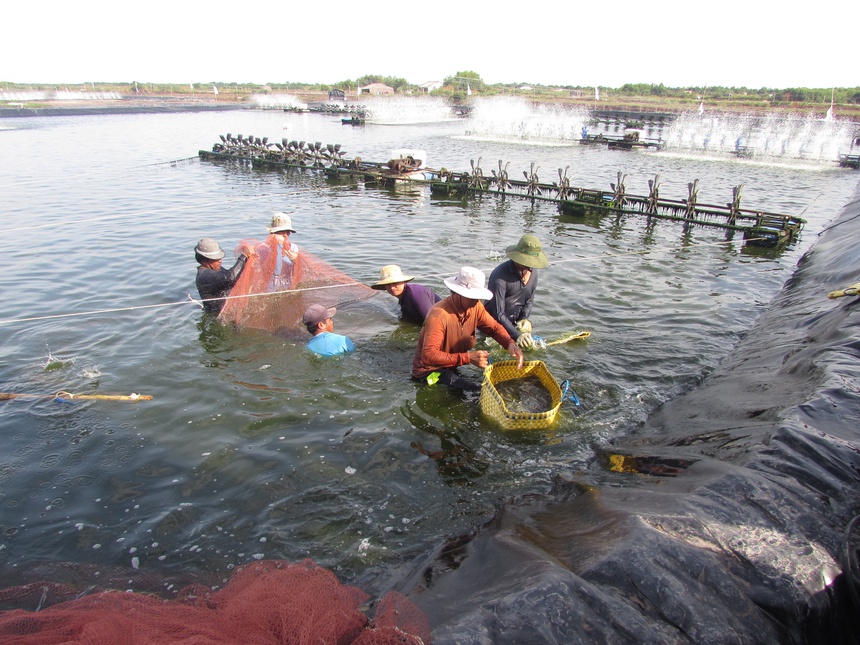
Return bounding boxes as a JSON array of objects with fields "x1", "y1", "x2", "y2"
[{"x1": 3, "y1": 1, "x2": 855, "y2": 89}]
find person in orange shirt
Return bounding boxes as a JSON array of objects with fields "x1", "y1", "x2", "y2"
[{"x1": 412, "y1": 266, "x2": 524, "y2": 391}]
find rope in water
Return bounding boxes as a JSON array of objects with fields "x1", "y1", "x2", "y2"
[
  {"x1": 2, "y1": 192, "x2": 283, "y2": 234},
  {"x1": 0, "y1": 391, "x2": 152, "y2": 402},
  {"x1": 0, "y1": 237, "x2": 769, "y2": 327}
]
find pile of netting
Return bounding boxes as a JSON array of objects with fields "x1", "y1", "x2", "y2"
[
  {"x1": 0, "y1": 559, "x2": 430, "y2": 644},
  {"x1": 219, "y1": 236, "x2": 376, "y2": 335}
]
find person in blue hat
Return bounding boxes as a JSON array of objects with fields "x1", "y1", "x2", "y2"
[{"x1": 303, "y1": 304, "x2": 355, "y2": 356}]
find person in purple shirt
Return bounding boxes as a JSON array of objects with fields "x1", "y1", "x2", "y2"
[{"x1": 371, "y1": 265, "x2": 442, "y2": 324}]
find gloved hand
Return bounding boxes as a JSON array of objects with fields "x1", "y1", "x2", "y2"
[
  {"x1": 515, "y1": 319, "x2": 532, "y2": 334},
  {"x1": 516, "y1": 332, "x2": 535, "y2": 350}
]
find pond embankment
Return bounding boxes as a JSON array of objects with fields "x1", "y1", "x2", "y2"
[{"x1": 406, "y1": 181, "x2": 860, "y2": 643}]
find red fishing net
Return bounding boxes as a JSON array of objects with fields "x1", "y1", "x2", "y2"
[
  {"x1": 218, "y1": 236, "x2": 376, "y2": 335},
  {"x1": 0, "y1": 559, "x2": 430, "y2": 644}
]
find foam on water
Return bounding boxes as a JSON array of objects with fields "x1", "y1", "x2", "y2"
[
  {"x1": 465, "y1": 96, "x2": 591, "y2": 145},
  {"x1": 361, "y1": 96, "x2": 458, "y2": 125},
  {"x1": 250, "y1": 94, "x2": 308, "y2": 110}
]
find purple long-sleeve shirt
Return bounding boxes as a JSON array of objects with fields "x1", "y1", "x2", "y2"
[{"x1": 399, "y1": 283, "x2": 442, "y2": 323}]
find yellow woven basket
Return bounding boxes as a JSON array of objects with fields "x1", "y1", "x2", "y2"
[{"x1": 480, "y1": 360, "x2": 563, "y2": 430}]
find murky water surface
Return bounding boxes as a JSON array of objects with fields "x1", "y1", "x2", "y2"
[{"x1": 0, "y1": 99, "x2": 857, "y2": 588}]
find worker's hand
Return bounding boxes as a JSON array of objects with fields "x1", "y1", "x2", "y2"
[
  {"x1": 515, "y1": 319, "x2": 532, "y2": 334},
  {"x1": 507, "y1": 342, "x2": 525, "y2": 369},
  {"x1": 240, "y1": 244, "x2": 257, "y2": 258},
  {"x1": 285, "y1": 247, "x2": 299, "y2": 262},
  {"x1": 516, "y1": 333, "x2": 535, "y2": 350},
  {"x1": 468, "y1": 350, "x2": 490, "y2": 369}
]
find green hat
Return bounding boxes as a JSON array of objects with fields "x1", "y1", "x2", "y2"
[{"x1": 506, "y1": 235, "x2": 548, "y2": 269}]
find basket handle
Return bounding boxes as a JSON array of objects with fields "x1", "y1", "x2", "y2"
[{"x1": 560, "y1": 379, "x2": 581, "y2": 406}]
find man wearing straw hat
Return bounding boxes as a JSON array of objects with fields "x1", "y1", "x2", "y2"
[
  {"x1": 263, "y1": 212, "x2": 300, "y2": 291},
  {"x1": 412, "y1": 266, "x2": 524, "y2": 391},
  {"x1": 487, "y1": 234, "x2": 549, "y2": 350},
  {"x1": 371, "y1": 264, "x2": 441, "y2": 323},
  {"x1": 194, "y1": 237, "x2": 254, "y2": 314}
]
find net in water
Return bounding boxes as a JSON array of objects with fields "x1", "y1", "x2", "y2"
[
  {"x1": 0, "y1": 559, "x2": 430, "y2": 644},
  {"x1": 218, "y1": 235, "x2": 376, "y2": 335}
]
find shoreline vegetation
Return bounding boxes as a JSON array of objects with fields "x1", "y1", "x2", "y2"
[{"x1": 2, "y1": 79, "x2": 860, "y2": 121}]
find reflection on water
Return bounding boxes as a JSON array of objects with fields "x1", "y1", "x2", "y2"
[{"x1": 0, "y1": 107, "x2": 857, "y2": 595}]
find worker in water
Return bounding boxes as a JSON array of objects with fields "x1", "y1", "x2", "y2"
[
  {"x1": 194, "y1": 237, "x2": 254, "y2": 314},
  {"x1": 487, "y1": 234, "x2": 549, "y2": 350},
  {"x1": 371, "y1": 264, "x2": 441, "y2": 323},
  {"x1": 412, "y1": 266, "x2": 524, "y2": 391},
  {"x1": 262, "y1": 212, "x2": 300, "y2": 291},
  {"x1": 303, "y1": 304, "x2": 355, "y2": 357}
]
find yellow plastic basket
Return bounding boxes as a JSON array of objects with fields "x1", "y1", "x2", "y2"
[{"x1": 480, "y1": 360, "x2": 563, "y2": 430}]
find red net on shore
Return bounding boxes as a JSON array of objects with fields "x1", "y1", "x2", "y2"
[
  {"x1": 0, "y1": 559, "x2": 430, "y2": 644},
  {"x1": 218, "y1": 236, "x2": 375, "y2": 335}
]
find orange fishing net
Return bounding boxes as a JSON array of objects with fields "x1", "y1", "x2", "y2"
[
  {"x1": 0, "y1": 559, "x2": 430, "y2": 644},
  {"x1": 218, "y1": 236, "x2": 376, "y2": 335}
]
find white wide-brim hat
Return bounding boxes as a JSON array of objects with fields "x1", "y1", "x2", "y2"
[
  {"x1": 372, "y1": 264, "x2": 415, "y2": 290},
  {"x1": 443, "y1": 266, "x2": 493, "y2": 300},
  {"x1": 267, "y1": 212, "x2": 296, "y2": 233}
]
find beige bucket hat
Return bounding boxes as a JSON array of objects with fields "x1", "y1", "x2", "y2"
[
  {"x1": 267, "y1": 212, "x2": 296, "y2": 233},
  {"x1": 371, "y1": 265, "x2": 415, "y2": 290},
  {"x1": 195, "y1": 237, "x2": 226, "y2": 260},
  {"x1": 443, "y1": 266, "x2": 493, "y2": 300}
]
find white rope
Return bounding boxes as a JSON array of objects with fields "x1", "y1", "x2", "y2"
[
  {"x1": 2, "y1": 193, "x2": 281, "y2": 234},
  {"x1": 0, "y1": 282, "x2": 370, "y2": 326},
  {"x1": 420, "y1": 237, "x2": 764, "y2": 280},
  {"x1": 0, "y1": 236, "x2": 769, "y2": 326}
]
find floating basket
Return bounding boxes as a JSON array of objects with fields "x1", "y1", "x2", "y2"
[{"x1": 480, "y1": 360, "x2": 563, "y2": 430}]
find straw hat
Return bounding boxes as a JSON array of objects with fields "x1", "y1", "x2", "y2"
[
  {"x1": 443, "y1": 266, "x2": 493, "y2": 300},
  {"x1": 371, "y1": 265, "x2": 415, "y2": 290},
  {"x1": 195, "y1": 237, "x2": 225, "y2": 260},
  {"x1": 267, "y1": 212, "x2": 296, "y2": 233},
  {"x1": 302, "y1": 304, "x2": 336, "y2": 325},
  {"x1": 506, "y1": 234, "x2": 548, "y2": 269}
]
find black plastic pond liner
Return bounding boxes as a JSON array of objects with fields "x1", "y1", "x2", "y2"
[{"x1": 404, "y1": 180, "x2": 860, "y2": 644}]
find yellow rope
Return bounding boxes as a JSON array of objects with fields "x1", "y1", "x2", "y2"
[
  {"x1": 827, "y1": 282, "x2": 860, "y2": 299},
  {"x1": 544, "y1": 331, "x2": 591, "y2": 346}
]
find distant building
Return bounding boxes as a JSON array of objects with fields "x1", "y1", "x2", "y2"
[
  {"x1": 568, "y1": 89, "x2": 586, "y2": 98},
  {"x1": 358, "y1": 83, "x2": 394, "y2": 96},
  {"x1": 328, "y1": 88, "x2": 346, "y2": 101},
  {"x1": 419, "y1": 81, "x2": 443, "y2": 93}
]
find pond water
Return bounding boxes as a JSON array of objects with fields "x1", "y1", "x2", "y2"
[{"x1": 0, "y1": 98, "x2": 857, "y2": 592}]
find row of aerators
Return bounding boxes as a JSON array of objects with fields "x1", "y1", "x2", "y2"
[{"x1": 199, "y1": 134, "x2": 805, "y2": 248}]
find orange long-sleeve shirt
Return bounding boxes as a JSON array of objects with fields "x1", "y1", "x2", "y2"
[{"x1": 411, "y1": 297, "x2": 515, "y2": 379}]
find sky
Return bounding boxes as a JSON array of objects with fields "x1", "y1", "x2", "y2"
[{"x1": 2, "y1": 1, "x2": 856, "y2": 90}]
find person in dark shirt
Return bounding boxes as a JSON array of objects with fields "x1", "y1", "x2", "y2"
[
  {"x1": 487, "y1": 235, "x2": 549, "y2": 349},
  {"x1": 371, "y1": 264, "x2": 441, "y2": 324},
  {"x1": 194, "y1": 237, "x2": 253, "y2": 314}
]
